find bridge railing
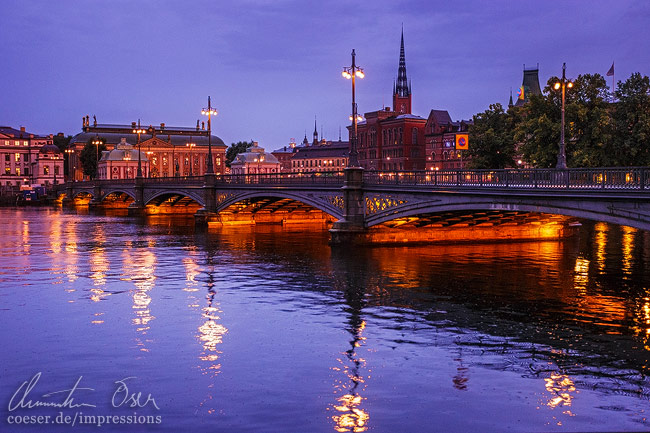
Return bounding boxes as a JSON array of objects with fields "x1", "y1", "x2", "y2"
[
  {"x1": 213, "y1": 172, "x2": 346, "y2": 186},
  {"x1": 364, "y1": 167, "x2": 649, "y2": 190}
]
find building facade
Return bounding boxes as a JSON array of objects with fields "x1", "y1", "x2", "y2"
[
  {"x1": 68, "y1": 119, "x2": 227, "y2": 180},
  {"x1": 0, "y1": 126, "x2": 60, "y2": 190},
  {"x1": 97, "y1": 140, "x2": 150, "y2": 179},
  {"x1": 230, "y1": 142, "x2": 281, "y2": 174},
  {"x1": 424, "y1": 110, "x2": 472, "y2": 171},
  {"x1": 291, "y1": 138, "x2": 349, "y2": 173}
]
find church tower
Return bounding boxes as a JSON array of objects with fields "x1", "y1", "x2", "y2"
[
  {"x1": 393, "y1": 28, "x2": 412, "y2": 114},
  {"x1": 312, "y1": 117, "x2": 319, "y2": 146}
]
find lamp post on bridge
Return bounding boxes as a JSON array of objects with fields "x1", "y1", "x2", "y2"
[
  {"x1": 554, "y1": 63, "x2": 573, "y2": 169},
  {"x1": 65, "y1": 148, "x2": 75, "y2": 182},
  {"x1": 201, "y1": 97, "x2": 218, "y2": 175},
  {"x1": 132, "y1": 120, "x2": 146, "y2": 178},
  {"x1": 342, "y1": 49, "x2": 364, "y2": 168}
]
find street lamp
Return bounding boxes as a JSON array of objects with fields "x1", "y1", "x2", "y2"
[
  {"x1": 91, "y1": 136, "x2": 102, "y2": 179},
  {"x1": 132, "y1": 120, "x2": 146, "y2": 178},
  {"x1": 65, "y1": 148, "x2": 74, "y2": 182},
  {"x1": 201, "y1": 97, "x2": 218, "y2": 175},
  {"x1": 342, "y1": 49, "x2": 364, "y2": 168},
  {"x1": 554, "y1": 62, "x2": 574, "y2": 169},
  {"x1": 186, "y1": 141, "x2": 196, "y2": 175}
]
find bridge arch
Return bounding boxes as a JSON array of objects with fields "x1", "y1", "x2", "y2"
[
  {"x1": 217, "y1": 191, "x2": 344, "y2": 220},
  {"x1": 100, "y1": 189, "x2": 136, "y2": 202},
  {"x1": 144, "y1": 190, "x2": 205, "y2": 208},
  {"x1": 365, "y1": 195, "x2": 650, "y2": 231}
]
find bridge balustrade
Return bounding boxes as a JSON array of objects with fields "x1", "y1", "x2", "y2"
[{"x1": 364, "y1": 167, "x2": 648, "y2": 191}]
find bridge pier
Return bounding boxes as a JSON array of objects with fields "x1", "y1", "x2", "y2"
[
  {"x1": 127, "y1": 176, "x2": 147, "y2": 217},
  {"x1": 329, "y1": 167, "x2": 368, "y2": 244},
  {"x1": 194, "y1": 173, "x2": 219, "y2": 226}
]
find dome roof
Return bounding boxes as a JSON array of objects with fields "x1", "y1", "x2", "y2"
[{"x1": 39, "y1": 144, "x2": 61, "y2": 154}]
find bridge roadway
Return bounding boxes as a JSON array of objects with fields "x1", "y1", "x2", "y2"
[{"x1": 57, "y1": 167, "x2": 650, "y2": 240}]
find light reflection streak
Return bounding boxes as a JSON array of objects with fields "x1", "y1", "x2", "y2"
[
  {"x1": 594, "y1": 222, "x2": 607, "y2": 272},
  {"x1": 89, "y1": 225, "x2": 109, "y2": 301},
  {"x1": 64, "y1": 222, "x2": 79, "y2": 284},
  {"x1": 573, "y1": 257, "x2": 590, "y2": 293},
  {"x1": 122, "y1": 244, "x2": 157, "y2": 350},
  {"x1": 544, "y1": 372, "x2": 576, "y2": 408},
  {"x1": 331, "y1": 306, "x2": 369, "y2": 432},
  {"x1": 22, "y1": 220, "x2": 29, "y2": 254},
  {"x1": 621, "y1": 226, "x2": 636, "y2": 277}
]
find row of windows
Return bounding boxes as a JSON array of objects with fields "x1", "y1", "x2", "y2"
[
  {"x1": 3, "y1": 153, "x2": 29, "y2": 162},
  {"x1": 292, "y1": 159, "x2": 345, "y2": 168},
  {"x1": 1, "y1": 140, "x2": 29, "y2": 147},
  {"x1": 358, "y1": 127, "x2": 421, "y2": 148}
]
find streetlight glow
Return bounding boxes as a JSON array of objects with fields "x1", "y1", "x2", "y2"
[
  {"x1": 201, "y1": 96, "x2": 218, "y2": 175},
  {"x1": 554, "y1": 63, "x2": 574, "y2": 169},
  {"x1": 342, "y1": 49, "x2": 364, "y2": 168}
]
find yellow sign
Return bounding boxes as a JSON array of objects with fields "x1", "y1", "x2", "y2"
[{"x1": 455, "y1": 134, "x2": 468, "y2": 150}]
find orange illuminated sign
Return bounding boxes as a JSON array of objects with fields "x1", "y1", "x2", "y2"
[{"x1": 455, "y1": 134, "x2": 468, "y2": 150}]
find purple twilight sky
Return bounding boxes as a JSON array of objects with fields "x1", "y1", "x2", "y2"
[{"x1": 1, "y1": 0, "x2": 648, "y2": 148}]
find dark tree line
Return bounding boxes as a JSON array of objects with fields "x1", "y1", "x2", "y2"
[{"x1": 465, "y1": 72, "x2": 650, "y2": 168}]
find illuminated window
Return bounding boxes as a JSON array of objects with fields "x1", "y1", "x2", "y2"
[
  {"x1": 15, "y1": 153, "x2": 20, "y2": 162},
  {"x1": 23, "y1": 141, "x2": 28, "y2": 146},
  {"x1": 44, "y1": 166, "x2": 49, "y2": 175},
  {"x1": 15, "y1": 167, "x2": 20, "y2": 175},
  {"x1": 5, "y1": 167, "x2": 9, "y2": 175}
]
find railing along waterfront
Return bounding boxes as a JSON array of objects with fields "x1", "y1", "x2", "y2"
[{"x1": 363, "y1": 167, "x2": 650, "y2": 191}]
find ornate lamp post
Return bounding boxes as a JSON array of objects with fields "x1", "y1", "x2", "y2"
[
  {"x1": 132, "y1": 120, "x2": 146, "y2": 178},
  {"x1": 554, "y1": 63, "x2": 573, "y2": 169},
  {"x1": 342, "y1": 49, "x2": 364, "y2": 168},
  {"x1": 186, "y1": 140, "x2": 196, "y2": 175},
  {"x1": 91, "y1": 135, "x2": 102, "y2": 179},
  {"x1": 201, "y1": 97, "x2": 218, "y2": 175},
  {"x1": 65, "y1": 148, "x2": 75, "y2": 182}
]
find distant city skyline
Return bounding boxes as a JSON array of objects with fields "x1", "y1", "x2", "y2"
[{"x1": 1, "y1": 0, "x2": 648, "y2": 147}]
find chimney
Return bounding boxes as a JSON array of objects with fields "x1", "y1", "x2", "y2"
[
  {"x1": 160, "y1": 123, "x2": 165, "y2": 130},
  {"x1": 20, "y1": 126, "x2": 25, "y2": 133}
]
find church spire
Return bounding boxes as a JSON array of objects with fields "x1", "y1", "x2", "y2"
[
  {"x1": 392, "y1": 27, "x2": 412, "y2": 114},
  {"x1": 395, "y1": 27, "x2": 410, "y2": 97},
  {"x1": 508, "y1": 88, "x2": 514, "y2": 108},
  {"x1": 312, "y1": 116, "x2": 318, "y2": 146}
]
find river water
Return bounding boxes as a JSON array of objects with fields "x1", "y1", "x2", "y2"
[{"x1": 0, "y1": 207, "x2": 649, "y2": 432}]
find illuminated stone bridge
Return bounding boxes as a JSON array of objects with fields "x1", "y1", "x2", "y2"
[{"x1": 58, "y1": 167, "x2": 650, "y2": 244}]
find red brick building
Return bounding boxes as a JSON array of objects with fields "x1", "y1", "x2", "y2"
[{"x1": 424, "y1": 110, "x2": 472, "y2": 171}]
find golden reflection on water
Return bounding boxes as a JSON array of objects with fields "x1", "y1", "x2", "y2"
[
  {"x1": 64, "y1": 221, "x2": 79, "y2": 284},
  {"x1": 331, "y1": 320, "x2": 369, "y2": 432},
  {"x1": 22, "y1": 220, "x2": 29, "y2": 254},
  {"x1": 594, "y1": 222, "x2": 608, "y2": 272},
  {"x1": 183, "y1": 255, "x2": 200, "y2": 292},
  {"x1": 544, "y1": 372, "x2": 576, "y2": 408},
  {"x1": 49, "y1": 217, "x2": 62, "y2": 255},
  {"x1": 622, "y1": 226, "x2": 636, "y2": 277},
  {"x1": 573, "y1": 257, "x2": 590, "y2": 294},
  {"x1": 122, "y1": 245, "x2": 157, "y2": 349},
  {"x1": 89, "y1": 225, "x2": 109, "y2": 302}
]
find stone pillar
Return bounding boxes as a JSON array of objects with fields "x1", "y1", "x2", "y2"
[
  {"x1": 329, "y1": 167, "x2": 367, "y2": 244},
  {"x1": 61, "y1": 181, "x2": 74, "y2": 207},
  {"x1": 127, "y1": 177, "x2": 146, "y2": 216},
  {"x1": 88, "y1": 182, "x2": 103, "y2": 210},
  {"x1": 195, "y1": 173, "x2": 218, "y2": 226}
]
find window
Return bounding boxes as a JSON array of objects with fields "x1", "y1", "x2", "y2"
[
  {"x1": 4, "y1": 167, "x2": 9, "y2": 175},
  {"x1": 15, "y1": 167, "x2": 21, "y2": 176},
  {"x1": 412, "y1": 128, "x2": 418, "y2": 145},
  {"x1": 15, "y1": 153, "x2": 20, "y2": 162},
  {"x1": 24, "y1": 168, "x2": 29, "y2": 176},
  {"x1": 54, "y1": 166, "x2": 60, "y2": 175},
  {"x1": 44, "y1": 166, "x2": 49, "y2": 175},
  {"x1": 4, "y1": 154, "x2": 9, "y2": 162},
  {"x1": 23, "y1": 141, "x2": 28, "y2": 146}
]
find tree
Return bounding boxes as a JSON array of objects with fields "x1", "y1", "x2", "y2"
[
  {"x1": 225, "y1": 141, "x2": 253, "y2": 167},
  {"x1": 53, "y1": 134, "x2": 72, "y2": 153},
  {"x1": 613, "y1": 72, "x2": 650, "y2": 166},
  {"x1": 466, "y1": 103, "x2": 516, "y2": 169},
  {"x1": 80, "y1": 138, "x2": 107, "y2": 179},
  {"x1": 514, "y1": 73, "x2": 612, "y2": 167}
]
